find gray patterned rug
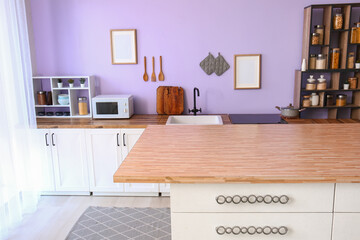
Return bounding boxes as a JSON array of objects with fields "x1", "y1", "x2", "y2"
[{"x1": 66, "y1": 207, "x2": 171, "y2": 240}]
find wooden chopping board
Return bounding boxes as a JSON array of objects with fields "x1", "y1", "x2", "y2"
[{"x1": 156, "y1": 86, "x2": 184, "y2": 115}]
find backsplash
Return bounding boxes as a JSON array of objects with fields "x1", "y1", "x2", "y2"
[{"x1": 30, "y1": 0, "x2": 359, "y2": 114}]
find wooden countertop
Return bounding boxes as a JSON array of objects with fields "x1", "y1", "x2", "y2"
[
  {"x1": 36, "y1": 114, "x2": 231, "y2": 128},
  {"x1": 114, "y1": 124, "x2": 360, "y2": 184}
]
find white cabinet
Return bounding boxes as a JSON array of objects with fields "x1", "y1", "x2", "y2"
[
  {"x1": 34, "y1": 129, "x2": 90, "y2": 195},
  {"x1": 50, "y1": 129, "x2": 89, "y2": 193},
  {"x1": 332, "y1": 213, "x2": 360, "y2": 240},
  {"x1": 334, "y1": 183, "x2": 360, "y2": 212},
  {"x1": 86, "y1": 129, "x2": 123, "y2": 194},
  {"x1": 160, "y1": 184, "x2": 170, "y2": 195},
  {"x1": 121, "y1": 129, "x2": 159, "y2": 195}
]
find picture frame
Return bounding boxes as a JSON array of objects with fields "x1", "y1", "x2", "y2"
[
  {"x1": 110, "y1": 29, "x2": 138, "y2": 64},
  {"x1": 234, "y1": 54, "x2": 261, "y2": 89}
]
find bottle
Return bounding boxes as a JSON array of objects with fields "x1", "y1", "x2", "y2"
[
  {"x1": 306, "y1": 75, "x2": 316, "y2": 90},
  {"x1": 78, "y1": 97, "x2": 88, "y2": 115},
  {"x1": 314, "y1": 25, "x2": 324, "y2": 44},
  {"x1": 348, "y1": 52, "x2": 355, "y2": 69},
  {"x1": 316, "y1": 54, "x2": 326, "y2": 69},
  {"x1": 310, "y1": 93, "x2": 320, "y2": 106},
  {"x1": 330, "y1": 48, "x2": 340, "y2": 69},
  {"x1": 317, "y1": 75, "x2": 327, "y2": 90},
  {"x1": 301, "y1": 59, "x2": 307, "y2": 71},
  {"x1": 351, "y1": 27, "x2": 357, "y2": 44},
  {"x1": 309, "y1": 54, "x2": 316, "y2": 69}
]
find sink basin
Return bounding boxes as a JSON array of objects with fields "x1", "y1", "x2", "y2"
[{"x1": 166, "y1": 115, "x2": 223, "y2": 125}]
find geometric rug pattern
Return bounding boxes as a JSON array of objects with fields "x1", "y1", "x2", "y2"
[{"x1": 66, "y1": 207, "x2": 171, "y2": 240}]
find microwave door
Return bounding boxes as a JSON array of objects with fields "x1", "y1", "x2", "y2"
[{"x1": 96, "y1": 102, "x2": 118, "y2": 117}]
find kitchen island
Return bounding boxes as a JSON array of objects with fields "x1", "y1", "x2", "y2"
[{"x1": 114, "y1": 124, "x2": 360, "y2": 240}]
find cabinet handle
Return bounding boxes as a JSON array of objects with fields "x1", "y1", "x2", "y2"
[
  {"x1": 117, "y1": 133, "x2": 120, "y2": 146},
  {"x1": 45, "y1": 133, "x2": 49, "y2": 146},
  {"x1": 215, "y1": 195, "x2": 289, "y2": 204},
  {"x1": 51, "y1": 133, "x2": 55, "y2": 146},
  {"x1": 123, "y1": 133, "x2": 126, "y2": 146},
  {"x1": 216, "y1": 226, "x2": 288, "y2": 235}
]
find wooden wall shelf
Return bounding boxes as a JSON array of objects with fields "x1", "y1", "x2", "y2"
[{"x1": 295, "y1": 3, "x2": 360, "y2": 120}]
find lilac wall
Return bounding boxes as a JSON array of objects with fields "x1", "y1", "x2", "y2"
[{"x1": 30, "y1": 0, "x2": 359, "y2": 114}]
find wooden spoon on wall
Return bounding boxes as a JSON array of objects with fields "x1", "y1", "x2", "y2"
[
  {"x1": 151, "y1": 56, "x2": 156, "y2": 82},
  {"x1": 143, "y1": 56, "x2": 148, "y2": 82},
  {"x1": 158, "y1": 56, "x2": 165, "y2": 81}
]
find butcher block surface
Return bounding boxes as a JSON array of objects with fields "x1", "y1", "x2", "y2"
[{"x1": 114, "y1": 124, "x2": 360, "y2": 183}]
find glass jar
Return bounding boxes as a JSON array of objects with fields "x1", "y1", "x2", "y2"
[
  {"x1": 356, "y1": 23, "x2": 360, "y2": 43},
  {"x1": 316, "y1": 54, "x2": 326, "y2": 69},
  {"x1": 306, "y1": 75, "x2": 316, "y2": 90},
  {"x1": 351, "y1": 27, "x2": 357, "y2": 44},
  {"x1": 311, "y1": 33, "x2": 320, "y2": 45},
  {"x1": 78, "y1": 97, "x2": 88, "y2": 115},
  {"x1": 317, "y1": 75, "x2": 327, "y2": 90},
  {"x1": 315, "y1": 25, "x2": 324, "y2": 44},
  {"x1": 333, "y1": 13, "x2": 343, "y2": 30},
  {"x1": 311, "y1": 93, "x2": 320, "y2": 106},
  {"x1": 309, "y1": 54, "x2": 316, "y2": 69},
  {"x1": 37, "y1": 91, "x2": 47, "y2": 105},
  {"x1": 336, "y1": 94, "x2": 347, "y2": 106},
  {"x1": 46, "y1": 91, "x2": 52, "y2": 105},
  {"x1": 302, "y1": 95, "x2": 311, "y2": 107},
  {"x1": 348, "y1": 77, "x2": 358, "y2": 89},
  {"x1": 330, "y1": 48, "x2": 340, "y2": 69},
  {"x1": 326, "y1": 94, "x2": 334, "y2": 106},
  {"x1": 348, "y1": 52, "x2": 355, "y2": 69}
]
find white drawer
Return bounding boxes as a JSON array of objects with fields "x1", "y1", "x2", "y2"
[
  {"x1": 171, "y1": 213, "x2": 332, "y2": 240},
  {"x1": 333, "y1": 213, "x2": 360, "y2": 240},
  {"x1": 171, "y1": 183, "x2": 334, "y2": 213},
  {"x1": 334, "y1": 183, "x2": 360, "y2": 212}
]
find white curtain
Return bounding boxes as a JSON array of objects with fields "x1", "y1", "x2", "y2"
[{"x1": 0, "y1": 0, "x2": 41, "y2": 239}]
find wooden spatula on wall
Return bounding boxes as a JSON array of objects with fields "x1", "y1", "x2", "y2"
[
  {"x1": 158, "y1": 56, "x2": 165, "y2": 81},
  {"x1": 143, "y1": 56, "x2": 148, "y2": 82},
  {"x1": 151, "y1": 57, "x2": 156, "y2": 82}
]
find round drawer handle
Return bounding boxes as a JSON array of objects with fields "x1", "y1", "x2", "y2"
[
  {"x1": 248, "y1": 195, "x2": 257, "y2": 204},
  {"x1": 256, "y1": 195, "x2": 264, "y2": 203},
  {"x1": 240, "y1": 227, "x2": 248, "y2": 234},
  {"x1": 279, "y1": 195, "x2": 290, "y2": 204},
  {"x1": 264, "y1": 195, "x2": 273, "y2": 204},
  {"x1": 263, "y1": 226, "x2": 272, "y2": 235},
  {"x1": 247, "y1": 226, "x2": 256, "y2": 235},
  {"x1": 232, "y1": 195, "x2": 241, "y2": 204},
  {"x1": 241, "y1": 196, "x2": 248, "y2": 203},
  {"x1": 225, "y1": 196, "x2": 233, "y2": 203},
  {"x1": 232, "y1": 226, "x2": 241, "y2": 235},
  {"x1": 216, "y1": 195, "x2": 226, "y2": 204},
  {"x1": 256, "y1": 227, "x2": 263, "y2": 234},
  {"x1": 279, "y1": 226, "x2": 288, "y2": 235},
  {"x1": 271, "y1": 227, "x2": 279, "y2": 234},
  {"x1": 225, "y1": 227, "x2": 232, "y2": 234},
  {"x1": 272, "y1": 196, "x2": 280, "y2": 203},
  {"x1": 216, "y1": 226, "x2": 226, "y2": 235}
]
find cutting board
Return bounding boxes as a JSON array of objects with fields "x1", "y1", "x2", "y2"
[{"x1": 157, "y1": 86, "x2": 184, "y2": 115}]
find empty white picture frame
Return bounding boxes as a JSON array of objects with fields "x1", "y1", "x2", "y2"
[
  {"x1": 234, "y1": 54, "x2": 261, "y2": 89},
  {"x1": 110, "y1": 29, "x2": 138, "y2": 64}
]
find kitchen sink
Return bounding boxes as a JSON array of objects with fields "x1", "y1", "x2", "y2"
[{"x1": 166, "y1": 115, "x2": 223, "y2": 125}]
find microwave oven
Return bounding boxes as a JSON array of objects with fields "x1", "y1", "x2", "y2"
[{"x1": 92, "y1": 95, "x2": 134, "y2": 119}]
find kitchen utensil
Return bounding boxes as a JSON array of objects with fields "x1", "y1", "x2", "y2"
[
  {"x1": 58, "y1": 94, "x2": 69, "y2": 105},
  {"x1": 158, "y1": 56, "x2": 164, "y2": 81},
  {"x1": 157, "y1": 86, "x2": 184, "y2": 115},
  {"x1": 275, "y1": 104, "x2": 305, "y2": 118},
  {"x1": 151, "y1": 57, "x2": 156, "y2": 82},
  {"x1": 164, "y1": 87, "x2": 184, "y2": 115},
  {"x1": 143, "y1": 56, "x2": 148, "y2": 82},
  {"x1": 156, "y1": 86, "x2": 167, "y2": 114}
]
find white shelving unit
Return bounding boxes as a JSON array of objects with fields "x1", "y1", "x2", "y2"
[{"x1": 32, "y1": 76, "x2": 95, "y2": 118}]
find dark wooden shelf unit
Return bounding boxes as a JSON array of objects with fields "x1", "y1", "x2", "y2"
[{"x1": 295, "y1": 3, "x2": 360, "y2": 120}]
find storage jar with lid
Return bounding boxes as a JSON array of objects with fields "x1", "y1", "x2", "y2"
[
  {"x1": 317, "y1": 75, "x2": 327, "y2": 90},
  {"x1": 348, "y1": 77, "x2": 358, "y2": 89},
  {"x1": 78, "y1": 97, "x2": 88, "y2": 115},
  {"x1": 306, "y1": 75, "x2": 316, "y2": 90},
  {"x1": 330, "y1": 48, "x2": 340, "y2": 69},
  {"x1": 302, "y1": 95, "x2": 311, "y2": 107},
  {"x1": 348, "y1": 52, "x2": 355, "y2": 69},
  {"x1": 326, "y1": 94, "x2": 334, "y2": 106},
  {"x1": 310, "y1": 92, "x2": 320, "y2": 106},
  {"x1": 351, "y1": 27, "x2": 357, "y2": 44},
  {"x1": 314, "y1": 25, "x2": 324, "y2": 44},
  {"x1": 356, "y1": 23, "x2": 360, "y2": 44},
  {"x1": 336, "y1": 94, "x2": 347, "y2": 106},
  {"x1": 37, "y1": 91, "x2": 47, "y2": 105},
  {"x1": 333, "y1": 13, "x2": 343, "y2": 30},
  {"x1": 309, "y1": 54, "x2": 316, "y2": 69},
  {"x1": 316, "y1": 54, "x2": 326, "y2": 69},
  {"x1": 311, "y1": 33, "x2": 320, "y2": 45}
]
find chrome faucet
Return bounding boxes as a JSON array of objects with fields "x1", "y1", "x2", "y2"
[{"x1": 189, "y1": 87, "x2": 202, "y2": 115}]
